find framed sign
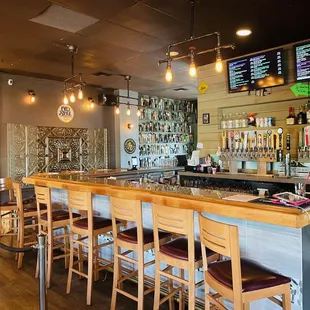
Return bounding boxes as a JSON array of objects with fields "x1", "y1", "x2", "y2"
[
  {"x1": 124, "y1": 138, "x2": 136, "y2": 154},
  {"x1": 57, "y1": 105, "x2": 74, "y2": 123},
  {"x1": 202, "y1": 113, "x2": 210, "y2": 124}
]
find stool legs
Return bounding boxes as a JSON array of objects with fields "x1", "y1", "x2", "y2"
[
  {"x1": 179, "y1": 269, "x2": 185, "y2": 310},
  {"x1": 77, "y1": 234, "x2": 83, "y2": 279},
  {"x1": 243, "y1": 304, "x2": 250, "y2": 310},
  {"x1": 94, "y1": 236, "x2": 99, "y2": 282},
  {"x1": 167, "y1": 267, "x2": 175, "y2": 310},
  {"x1": 282, "y1": 284, "x2": 292, "y2": 310},
  {"x1": 153, "y1": 259, "x2": 161, "y2": 310},
  {"x1": 138, "y1": 248, "x2": 144, "y2": 310},
  {"x1": 64, "y1": 226, "x2": 69, "y2": 269},
  {"x1": 47, "y1": 228, "x2": 53, "y2": 288},
  {"x1": 188, "y1": 268, "x2": 195, "y2": 310},
  {"x1": 110, "y1": 242, "x2": 121, "y2": 310},
  {"x1": 17, "y1": 215, "x2": 24, "y2": 269},
  {"x1": 86, "y1": 238, "x2": 93, "y2": 306},
  {"x1": 66, "y1": 235, "x2": 74, "y2": 295}
]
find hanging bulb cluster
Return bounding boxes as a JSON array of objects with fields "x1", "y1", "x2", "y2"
[{"x1": 62, "y1": 85, "x2": 84, "y2": 105}]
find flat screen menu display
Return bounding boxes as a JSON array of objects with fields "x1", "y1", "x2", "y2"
[
  {"x1": 295, "y1": 42, "x2": 310, "y2": 81},
  {"x1": 228, "y1": 48, "x2": 284, "y2": 92}
]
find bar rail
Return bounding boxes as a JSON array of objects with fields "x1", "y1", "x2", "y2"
[{"x1": 23, "y1": 175, "x2": 310, "y2": 228}]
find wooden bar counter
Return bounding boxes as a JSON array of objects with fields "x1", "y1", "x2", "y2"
[{"x1": 23, "y1": 171, "x2": 310, "y2": 310}]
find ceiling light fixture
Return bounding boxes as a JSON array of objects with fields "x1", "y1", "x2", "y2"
[
  {"x1": 188, "y1": 46, "x2": 197, "y2": 77},
  {"x1": 28, "y1": 90, "x2": 36, "y2": 103},
  {"x1": 62, "y1": 45, "x2": 86, "y2": 105},
  {"x1": 236, "y1": 29, "x2": 252, "y2": 37},
  {"x1": 88, "y1": 97, "x2": 95, "y2": 109},
  {"x1": 158, "y1": 0, "x2": 235, "y2": 80},
  {"x1": 115, "y1": 104, "x2": 120, "y2": 115},
  {"x1": 127, "y1": 123, "x2": 134, "y2": 129},
  {"x1": 215, "y1": 49, "x2": 223, "y2": 73}
]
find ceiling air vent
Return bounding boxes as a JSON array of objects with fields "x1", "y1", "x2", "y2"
[
  {"x1": 93, "y1": 71, "x2": 113, "y2": 77},
  {"x1": 174, "y1": 87, "x2": 189, "y2": 91},
  {"x1": 29, "y1": 4, "x2": 99, "y2": 33}
]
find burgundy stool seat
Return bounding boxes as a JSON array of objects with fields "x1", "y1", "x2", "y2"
[
  {"x1": 160, "y1": 237, "x2": 215, "y2": 261},
  {"x1": 118, "y1": 227, "x2": 171, "y2": 245},
  {"x1": 73, "y1": 216, "x2": 114, "y2": 230},
  {"x1": 208, "y1": 258, "x2": 291, "y2": 293},
  {"x1": 41, "y1": 210, "x2": 79, "y2": 222}
]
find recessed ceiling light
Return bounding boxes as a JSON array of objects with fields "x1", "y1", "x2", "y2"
[{"x1": 236, "y1": 29, "x2": 252, "y2": 37}]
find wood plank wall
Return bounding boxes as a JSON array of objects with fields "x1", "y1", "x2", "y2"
[{"x1": 197, "y1": 40, "x2": 310, "y2": 160}]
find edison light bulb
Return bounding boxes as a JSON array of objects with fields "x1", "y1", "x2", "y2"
[
  {"x1": 70, "y1": 92, "x2": 75, "y2": 103},
  {"x1": 30, "y1": 95, "x2": 36, "y2": 103},
  {"x1": 137, "y1": 108, "x2": 141, "y2": 117},
  {"x1": 63, "y1": 94, "x2": 69, "y2": 105},
  {"x1": 78, "y1": 88, "x2": 83, "y2": 100},
  {"x1": 189, "y1": 62, "x2": 197, "y2": 77},
  {"x1": 90, "y1": 102, "x2": 94, "y2": 109},
  {"x1": 127, "y1": 106, "x2": 131, "y2": 116},
  {"x1": 115, "y1": 106, "x2": 120, "y2": 115},
  {"x1": 165, "y1": 66, "x2": 172, "y2": 82},
  {"x1": 215, "y1": 58, "x2": 223, "y2": 73}
]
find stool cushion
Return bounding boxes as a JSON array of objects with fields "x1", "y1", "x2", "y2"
[
  {"x1": 118, "y1": 227, "x2": 171, "y2": 245},
  {"x1": 160, "y1": 237, "x2": 214, "y2": 262},
  {"x1": 208, "y1": 258, "x2": 291, "y2": 292},
  {"x1": 73, "y1": 217, "x2": 114, "y2": 230},
  {"x1": 41, "y1": 210, "x2": 79, "y2": 222}
]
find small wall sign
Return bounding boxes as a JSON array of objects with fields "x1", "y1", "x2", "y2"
[
  {"x1": 57, "y1": 105, "x2": 74, "y2": 123},
  {"x1": 202, "y1": 113, "x2": 210, "y2": 124},
  {"x1": 124, "y1": 138, "x2": 136, "y2": 154},
  {"x1": 198, "y1": 81, "x2": 209, "y2": 94}
]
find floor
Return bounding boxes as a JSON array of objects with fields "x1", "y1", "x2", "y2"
[{"x1": 0, "y1": 248, "x2": 172, "y2": 310}]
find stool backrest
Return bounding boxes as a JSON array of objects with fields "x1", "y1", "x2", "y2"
[
  {"x1": 110, "y1": 196, "x2": 142, "y2": 242},
  {"x1": 199, "y1": 213, "x2": 242, "y2": 294},
  {"x1": 68, "y1": 190, "x2": 91, "y2": 232},
  {"x1": 152, "y1": 203, "x2": 195, "y2": 262},
  {"x1": 35, "y1": 186, "x2": 52, "y2": 225},
  {"x1": 0, "y1": 177, "x2": 14, "y2": 201}
]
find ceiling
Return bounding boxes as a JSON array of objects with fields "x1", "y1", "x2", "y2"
[{"x1": 1, "y1": 0, "x2": 310, "y2": 99}]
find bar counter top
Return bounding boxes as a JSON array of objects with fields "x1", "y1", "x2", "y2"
[{"x1": 23, "y1": 170, "x2": 310, "y2": 229}]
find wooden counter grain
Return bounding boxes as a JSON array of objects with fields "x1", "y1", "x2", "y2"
[{"x1": 23, "y1": 175, "x2": 310, "y2": 229}]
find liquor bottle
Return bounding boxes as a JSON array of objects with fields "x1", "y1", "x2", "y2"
[
  {"x1": 307, "y1": 101, "x2": 310, "y2": 124},
  {"x1": 286, "y1": 107, "x2": 296, "y2": 125},
  {"x1": 297, "y1": 106, "x2": 306, "y2": 124}
]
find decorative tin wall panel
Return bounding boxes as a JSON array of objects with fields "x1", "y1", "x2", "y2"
[{"x1": 7, "y1": 124, "x2": 108, "y2": 179}]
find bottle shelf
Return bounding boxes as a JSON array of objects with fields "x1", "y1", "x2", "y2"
[
  {"x1": 139, "y1": 153, "x2": 187, "y2": 158},
  {"x1": 139, "y1": 131, "x2": 189, "y2": 135},
  {"x1": 139, "y1": 142, "x2": 188, "y2": 146},
  {"x1": 221, "y1": 126, "x2": 277, "y2": 131}
]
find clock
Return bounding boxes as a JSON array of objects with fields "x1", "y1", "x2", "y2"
[{"x1": 124, "y1": 138, "x2": 136, "y2": 154}]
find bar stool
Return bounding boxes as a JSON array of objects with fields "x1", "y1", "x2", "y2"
[
  {"x1": 66, "y1": 190, "x2": 117, "y2": 306},
  {"x1": 13, "y1": 182, "x2": 45, "y2": 269},
  {"x1": 152, "y1": 204, "x2": 220, "y2": 310},
  {"x1": 198, "y1": 213, "x2": 291, "y2": 310},
  {"x1": 110, "y1": 195, "x2": 171, "y2": 310},
  {"x1": 35, "y1": 185, "x2": 79, "y2": 288},
  {"x1": 0, "y1": 177, "x2": 18, "y2": 245}
]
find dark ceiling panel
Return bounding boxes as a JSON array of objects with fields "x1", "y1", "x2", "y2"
[
  {"x1": 79, "y1": 20, "x2": 167, "y2": 52},
  {"x1": 107, "y1": 2, "x2": 189, "y2": 43}
]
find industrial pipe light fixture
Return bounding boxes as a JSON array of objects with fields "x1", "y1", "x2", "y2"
[
  {"x1": 62, "y1": 45, "x2": 86, "y2": 104},
  {"x1": 159, "y1": 0, "x2": 235, "y2": 81}
]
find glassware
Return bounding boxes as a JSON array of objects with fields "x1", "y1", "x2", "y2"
[
  {"x1": 227, "y1": 113, "x2": 233, "y2": 129},
  {"x1": 221, "y1": 114, "x2": 227, "y2": 129}
]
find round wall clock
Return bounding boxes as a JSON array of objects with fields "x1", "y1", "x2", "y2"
[{"x1": 124, "y1": 138, "x2": 136, "y2": 154}]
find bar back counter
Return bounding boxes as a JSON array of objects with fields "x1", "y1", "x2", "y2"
[{"x1": 23, "y1": 171, "x2": 310, "y2": 310}]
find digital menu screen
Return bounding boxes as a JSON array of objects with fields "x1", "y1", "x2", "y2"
[
  {"x1": 228, "y1": 48, "x2": 284, "y2": 92},
  {"x1": 295, "y1": 41, "x2": 310, "y2": 81}
]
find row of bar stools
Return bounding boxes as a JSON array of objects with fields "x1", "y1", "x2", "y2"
[
  {"x1": 13, "y1": 182, "x2": 45, "y2": 269},
  {"x1": 152, "y1": 204, "x2": 220, "y2": 310},
  {"x1": 66, "y1": 190, "x2": 118, "y2": 305},
  {"x1": 35, "y1": 186, "x2": 80, "y2": 288},
  {"x1": 110, "y1": 194, "x2": 171, "y2": 310},
  {"x1": 198, "y1": 213, "x2": 291, "y2": 310}
]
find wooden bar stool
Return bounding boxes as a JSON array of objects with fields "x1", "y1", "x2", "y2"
[
  {"x1": 110, "y1": 195, "x2": 171, "y2": 310},
  {"x1": 13, "y1": 182, "x2": 45, "y2": 269},
  {"x1": 66, "y1": 190, "x2": 117, "y2": 306},
  {"x1": 0, "y1": 177, "x2": 18, "y2": 246},
  {"x1": 198, "y1": 213, "x2": 291, "y2": 310},
  {"x1": 152, "y1": 204, "x2": 220, "y2": 310},
  {"x1": 35, "y1": 185, "x2": 79, "y2": 288}
]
